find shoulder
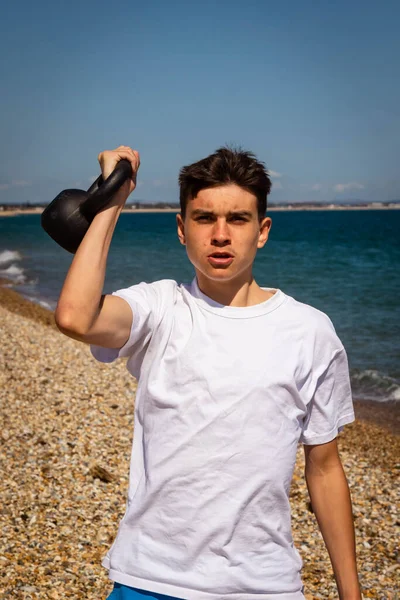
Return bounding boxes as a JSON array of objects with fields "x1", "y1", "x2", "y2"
[
  {"x1": 114, "y1": 278, "x2": 179, "y2": 297},
  {"x1": 283, "y1": 293, "x2": 344, "y2": 352},
  {"x1": 113, "y1": 279, "x2": 182, "y2": 316},
  {"x1": 142, "y1": 278, "x2": 179, "y2": 295},
  {"x1": 285, "y1": 294, "x2": 335, "y2": 328}
]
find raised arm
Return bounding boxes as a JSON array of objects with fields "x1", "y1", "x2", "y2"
[{"x1": 55, "y1": 146, "x2": 140, "y2": 348}]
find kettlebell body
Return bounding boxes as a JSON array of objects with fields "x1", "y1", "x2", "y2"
[
  {"x1": 41, "y1": 159, "x2": 132, "y2": 253},
  {"x1": 42, "y1": 188, "x2": 93, "y2": 254}
]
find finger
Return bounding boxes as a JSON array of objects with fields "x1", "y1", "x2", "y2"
[
  {"x1": 114, "y1": 147, "x2": 137, "y2": 163},
  {"x1": 114, "y1": 150, "x2": 137, "y2": 163},
  {"x1": 97, "y1": 149, "x2": 139, "y2": 182},
  {"x1": 132, "y1": 150, "x2": 140, "y2": 167},
  {"x1": 115, "y1": 151, "x2": 140, "y2": 175},
  {"x1": 127, "y1": 148, "x2": 140, "y2": 168},
  {"x1": 116, "y1": 145, "x2": 135, "y2": 158}
]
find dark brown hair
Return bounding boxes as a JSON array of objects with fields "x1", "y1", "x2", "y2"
[{"x1": 179, "y1": 145, "x2": 272, "y2": 220}]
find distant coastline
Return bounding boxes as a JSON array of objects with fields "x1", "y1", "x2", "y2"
[{"x1": 1, "y1": 202, "x2": 400, "y2": 217}]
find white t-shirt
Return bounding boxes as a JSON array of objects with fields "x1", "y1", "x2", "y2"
[{"x1": 90, "y1": 278, "x2": 355, "y2": 600}]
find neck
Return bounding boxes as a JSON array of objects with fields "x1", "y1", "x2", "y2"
[{"x1": 195, "y1": 272, "x2": 272, "y2": 307}]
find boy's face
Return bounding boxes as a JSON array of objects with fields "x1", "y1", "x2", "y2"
[{"x1": 176, "y1": 184, "x2": 272, "y2": 287}]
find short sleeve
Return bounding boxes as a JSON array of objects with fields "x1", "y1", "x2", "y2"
[
  {"x1": 299, "y1": 347, "x2": 355, "y2": 445},
  {"x1": 90, "y1": 281, "x2": 161, "y2": 364}
]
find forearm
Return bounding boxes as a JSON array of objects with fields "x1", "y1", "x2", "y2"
[
  {"x1": 55, "y1": 196, "x2": 124, "y2": 332},
  {"x1": 305, "y1": 463, "x2": 362, "y2": 599}
]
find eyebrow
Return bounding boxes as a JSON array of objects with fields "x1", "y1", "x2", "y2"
[{"x1": 190, "y1": 209, "x2": 254, "y2": 219}]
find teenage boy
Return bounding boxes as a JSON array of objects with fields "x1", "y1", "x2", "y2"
[{"x1": 55, "y1": 145, "x2": 362, "y2": 600}]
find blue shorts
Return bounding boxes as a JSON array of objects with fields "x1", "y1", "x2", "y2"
[
  {"x1": 106, "y1": 582, "x2": 181, "y2": 600},
  {"x1": 107, "y1": 581, "x2": 306, "y2": 599}
]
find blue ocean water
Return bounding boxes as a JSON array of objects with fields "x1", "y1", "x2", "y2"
[{"x1": 1, "y1": 209, "x2": 399, "y2": 403}]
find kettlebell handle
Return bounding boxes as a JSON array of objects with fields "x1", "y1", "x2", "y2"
[{"x1": 82, "y1": 159, "x2": 133, "y2": 218}]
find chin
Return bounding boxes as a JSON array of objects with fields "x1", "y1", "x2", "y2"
[{"x1": 196, "y1": 265, "x2": 243, "y2": 283}]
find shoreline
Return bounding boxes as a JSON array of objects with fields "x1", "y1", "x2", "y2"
[{"x1": 1, "y1": 204, "x2": 400, "y2": 217}]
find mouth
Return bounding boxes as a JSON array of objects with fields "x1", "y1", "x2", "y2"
[
  {"x1": 207, "y1": 252, "x2": 234, "y2": 266},
  {"x1": 208, "y1": 252, "x2": 233, "y2": 258}
]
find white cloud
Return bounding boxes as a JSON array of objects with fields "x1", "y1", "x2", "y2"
[
  {"x1": 0, "y1": 180, "x2": 31, "y2": 191},
  {"x1": 334, "y1": 182, "x2": 365, "y2": 193},
  {"x1": 268, "y1": 170, "x2": 282, "y2": 178},
  {"x1": 299, "y1": 183, "x2": 323, "y2": 192},
  {"x1": 12, "y1": 180, "x2": 31, "y2": 187}
]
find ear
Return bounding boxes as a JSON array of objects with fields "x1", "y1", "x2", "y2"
[
  {"x1": 257, "y1": 216, "x2": 272, "y2": 249},
  {"x1": 176, "y1": 213, "x2": 186, "y2": 246}
]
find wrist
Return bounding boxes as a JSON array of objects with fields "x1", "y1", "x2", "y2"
[
  {"x1": 107, "y1": 188, "x2": 131, "y2": 208},
  {"x1": 95, "y1": 189, "x2": 129, "y2": 215},
  {"x1": 336, "y1": 575, "x2": 362, "y2": 600},
  {"x1": 339, "y1": 585, "x2": 362, "y2": 600}
]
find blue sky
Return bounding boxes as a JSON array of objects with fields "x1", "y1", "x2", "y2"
[{"x1": 1, "y1": 0, "x2": 399, "y2": 205}]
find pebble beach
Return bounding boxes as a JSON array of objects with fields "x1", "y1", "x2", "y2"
[{"x1": 0, "y1": 282, "x2": 399, "y2": 600}]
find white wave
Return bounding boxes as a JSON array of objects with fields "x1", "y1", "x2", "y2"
[
  {"x1": 0, "y1": 249, "x2": 23, "y2": 265},
  {"x1": 0, "y1": 253, "x2": 56, "y2": 308},
  {"x1": 0, "y1": 264, "x2": 26, "y2": 283},
  {"x1": 26, "y1": 295, "x2": 56, "y2": 311},
  {"x1": 388, "y1": 386, "x2": 400, "y2": 401},
  {"x1": 0, "y1": 264, "x2": 24, "y2": 276},
  {"x1": 38, "y1": 299, "x2": 55, "y2": 310},
  {"x1": 351, "y1": 368, "x2": 400, "y2": 403}
]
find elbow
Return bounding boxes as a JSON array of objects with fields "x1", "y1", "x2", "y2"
[{"x1": 54, "y1": 310, "x2": 87, "y2": 336}]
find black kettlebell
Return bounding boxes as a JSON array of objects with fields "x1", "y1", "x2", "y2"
[{"x1": 41, "y1": 159, "x2": 133, "y2": 253}]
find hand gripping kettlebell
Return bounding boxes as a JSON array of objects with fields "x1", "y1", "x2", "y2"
[{"x1": 41, "y1": 159, "x2": 133, "y2": 253}]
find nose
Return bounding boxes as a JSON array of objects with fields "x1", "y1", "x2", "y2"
[{"x1": 211, "y1": 219, "x2": 231, "y2": 245}]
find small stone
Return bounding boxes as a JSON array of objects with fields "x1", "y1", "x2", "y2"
[
  {"x1": 89, "y1": 465, "x2": 115, "y2": 483},
  {"x1": 0, "y1": 284, "x2": 399, "y2": 599}
]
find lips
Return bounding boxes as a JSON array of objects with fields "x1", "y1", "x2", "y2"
[{"x1": 207, "y1": 253, "x2": 234, "y2": 267}]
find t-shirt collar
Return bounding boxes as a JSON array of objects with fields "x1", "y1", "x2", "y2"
[{"x1": 189, "y1": 277, "x2": 286, "y2": 318}]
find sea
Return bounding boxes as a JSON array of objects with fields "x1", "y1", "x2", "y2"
[{"x1": 1, "y1": 209, "x2": 399, "y2": 404}]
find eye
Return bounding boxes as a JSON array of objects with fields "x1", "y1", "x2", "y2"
[{"x1": 195, "y1": 215, "x2": 247, "y2": 223}]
